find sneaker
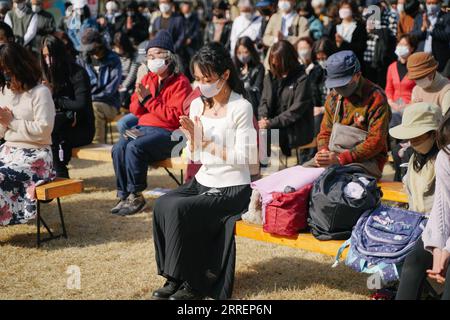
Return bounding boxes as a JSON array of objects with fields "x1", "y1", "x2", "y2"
[
  {"x1": 116, "y1": 193, "x2": 146, "y2": 216},
  {"x1": 168, "y1": 282, "x2": 204, "y2": 300},
  {"x1": 111, "y1": 198, "x2": 128, "y2": 214},
  {"x1": 152, "y1": 280, "x2": 182, "y2": 300}
]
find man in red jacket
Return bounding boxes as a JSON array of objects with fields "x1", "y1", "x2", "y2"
[{"x1": 111, "y1": 30, "x2": 192, "y2": 216}]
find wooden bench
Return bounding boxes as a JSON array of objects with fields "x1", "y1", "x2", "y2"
[
  {"x1": 71, "y1": 144, "x2": 187, "y2": 185},
  {"x1": 35, "y1": 178, "x2": 84, "y2": 247}
]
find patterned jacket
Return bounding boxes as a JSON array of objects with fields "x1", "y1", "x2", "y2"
[{"x1": 317, "y1": 77, "x2": 391, "y2": 172}]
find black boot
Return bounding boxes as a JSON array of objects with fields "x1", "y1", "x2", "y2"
[
  {"x1": 152, "y1": 279, "x2": 182, "y2": 300},
  {"x1": 116, "y1": 193, "x2": 146, "y2": 216},
  {"x1": 169, "y1": 282, "x2": 204, "y2": 300}
]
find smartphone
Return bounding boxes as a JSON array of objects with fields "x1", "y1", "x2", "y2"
[{"x1": 124, "y1": 128, "x2": 144, "y2": 140}]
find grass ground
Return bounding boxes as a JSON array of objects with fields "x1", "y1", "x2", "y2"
[{"x1": 0, "y1": 149, "x2": 392, "y2": 300}]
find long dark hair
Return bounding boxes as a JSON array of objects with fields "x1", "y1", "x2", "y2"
[
  {"x1": 190, "y1": 42, "x2": 246, "y2": 106},
  {"x1": 437, "y1": 111, "x2": 450, "y2": 155},
  {"x1": 113, "y1": 31, "x2": 136, "y2": 59},
  {"x1": 312, "y1": 37, "x2": 337, "y2": 60},
  {"x1": 233, "y1": 36, "x2": 261, "y2": 71},
  {"x1": 269, "y1": 40, "x2": 300, "y2": 79},
  {"x1": 0, "y1": 42, "x2": 41, "y2": 93},
  {"x1": 40, "y1": 35, "x2": 73, "y2": 95}
]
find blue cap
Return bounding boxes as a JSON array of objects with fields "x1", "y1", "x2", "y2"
[
  {"x1": 325, "y1": 51, "x2": 361, "y2": 89},
  {"x1": 146, "y1": 30, "x2": 175, "y2": 53},
  {"x1": 256, "y1": 0, "x2": 275, "y2": 7}
]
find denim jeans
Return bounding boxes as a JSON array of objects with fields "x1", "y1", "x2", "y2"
[
  {"x1": 116, "y1": 113, "x2": 139, "y2": 136},
  {"x1": 112, "y1": 126, "x2": 179, "y2": 199}
]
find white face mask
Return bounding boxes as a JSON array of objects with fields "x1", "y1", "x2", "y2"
[
  {"x1": 278, "y1": 1, "x2": 292, "y2": 13},
  {"x1": 32, "y1": 5, "x2": 41, "y2": 13},
  {"x1": 397, "y1": 4, "x2": 405, "y2": 13},
  {"x1": 14, "y1": 2, "x2": 26, "y2": 10},
  {"x1": 242, "y1": 12, "x2": 253, "y2": 20},
  {"x1": 339, "y1": 8, "x2": 352, "y2": 19},
  {"x1": 415, "y1": 75, "x2": 434, "y2": 89},
  {"x1": 159, "y1": 3, "x2": 172, "y2": 14},
  {"x1": 298, "y1": 49, "x2": 311, "y2": 62},
  {"x1": 199, "y1": 78, "x2": 225, "y2": 98},
  {"x1": 147, "y1": 58, "x2": 168, "y2": 75},
  {"x1": 395, "y1": 45, "x2": 410, "y2": 59},
  {"x1": 318, "y1": 60, "x2": 326, "y2": 69},
  {"x1": 45, "y1": 56, "x2": 52, "y2": 66}
]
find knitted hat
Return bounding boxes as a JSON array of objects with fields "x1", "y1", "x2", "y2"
[
  {"x1": 407, "y1": 52, "x2": 439, "y2": 80},
  {"x1": 146, "y1": 30, "x2": 175, "y2": 53}
]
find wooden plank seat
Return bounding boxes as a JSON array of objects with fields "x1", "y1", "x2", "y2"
[
  {"x1": 377, "y1": 181, "x2": 408, "y2": 204},
  {"x1": 71, "y1": 144, "x2": 186, "y2": 185},
  {"x1": 35, "y1": 178, "x2": 84, "y2": 247},
  {"x1": 235, "y1": 221, "x2": 348, "y2": 258}
]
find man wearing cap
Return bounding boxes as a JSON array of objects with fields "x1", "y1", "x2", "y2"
[
  {"x1": 255, "y1": 0, "x2": 276, "y2": 37},
  {"x1": 389, "y1": 102, "x2": 442, "y2": 213},
  {"x1": 111, "y1": 30, "x2": 192, "y2": 216},
  {"x1": 407, "y1": 52, "x2": 450, "y2": 115},
  {"x1": 308, "y1": 50, "x2": 391, "y2": 179},
  {"x1": 204, "y1": 0, "x2": 232, "y2": 49},
  {"x1": 79, "y1": 28, "x2": 122, "y2": 144},
  {"x1": 229, "y1": 0, "x2": 263, "y2": 57}
]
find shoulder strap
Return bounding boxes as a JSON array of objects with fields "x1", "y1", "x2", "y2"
[{"x1": 332, "y1": 95, "x2": 343, "y2": 124}]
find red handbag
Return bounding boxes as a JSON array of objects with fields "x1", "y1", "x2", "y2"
[{"x1": 263, "y1": 184, "x2": 313, "y2": 236}]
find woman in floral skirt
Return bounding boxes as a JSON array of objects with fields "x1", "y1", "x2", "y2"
[{"x1": 0, "y1": 43, "x2": 55, "y2": 226}]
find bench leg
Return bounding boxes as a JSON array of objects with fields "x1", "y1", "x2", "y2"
[
  {"x1": 163, "y1": 168, "x2": 182, "y2": 186},
  {"x1": 36, "y1": 198, "x2": 68, "y2": 247}
]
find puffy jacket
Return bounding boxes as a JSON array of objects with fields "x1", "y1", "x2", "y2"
[{"x1": 130, "y1": 71, "x2": 192, "y2": 131}]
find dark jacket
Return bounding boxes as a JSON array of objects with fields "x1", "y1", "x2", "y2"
[
  {"x1": 31, "y1": 10, "x2": 56, "y2": 53},
  {"x1": 204, "y1": 20, "x2": 233, "y2": 51},
  {"x1": 124, "y1": 12, "x2": 149, "y2": 46},
  {"x1": 307, "y1": 63, "x2": 327, "y2": 107},
  {"x1": 240, "y1": 62, "x2": 265, "y2": 117},
  {"x1": 80, "y1": 50, "x2": 122, "y2": 109},
  {"x1": 370, "y1": 27, "x2": 396, "y2": 70},
  {"x1": 411, "y1": 10, "x2": 450, "y2": 72},
  {"x1": 52, "y1": 63, "x2": 94, "y2": 148},
  {"x1": 258, "y1": 64, "x2": 314, "y2": 154},
  {"x1": 152, "y1": 14, "x2": 186, "y2": 54},
  {"x1": 330, "y1": 21, "x2": 368, "y2": 66}
]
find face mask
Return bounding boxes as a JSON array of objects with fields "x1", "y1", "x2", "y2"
[
  {"x1": 415, "y1": 75, "x2": 434, "y2": 89},
  {"x1": 127, "y1": 11, "x2": 133, "y2": 17},
  {"x1": 159, "y1": 3, "x2": 172, "y2": 14},
  {"x1": 147, "y1": 58, "x2": 168, "y2": 75},
  {"x1": 14, "y1": 2, "x2": 26, "y2": 10},
  {"x1": 238, "y1": 54, "x2": 250, "y2": 64},
  {"x1": 395, "y1": 45, "x2": 410, "y2": 59},
  {"x1": 278, "y1": 1, "x2": 291, "y2": 13},
  {"x1": 426, "y1": 4, "x2": 440, "y2": 15},
  {"x1": 242, "y1": 12, "x2": 253, "y2": 20},
  {"x1": 339, "y1": 8, "x2": 352, "y2": 19},
  {"x1": 184, "y1": 13, "x2": 192, "y2": 19},
  {"x1": 199, "y1": 78, "x2": 225, "y2": 98},
  {"x1": 412, "y1": 136, "x2": 435, "y2": 154},
  {"x1": 334, "y1": 79, "x2": 359, "y2": 97},
  {"x1": 65, "y1": 8, "x2": 72, "y2": 17},
  {"x1": 318, "y1": 60, "x2": 326, "y2": 69},
  {"x1": 397, "y1": 4, "x2": 405, "y2": 13},
  {"x1": 32, "y1": 5, "x2": 41, "y2": 13},
  {"x1": 298, "y1": 49, "x2": 311, "y2": 62}
]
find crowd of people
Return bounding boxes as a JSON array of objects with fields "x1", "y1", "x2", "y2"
[{"x1": 0, "y1": 0, "x2": 449, "y2": 301}]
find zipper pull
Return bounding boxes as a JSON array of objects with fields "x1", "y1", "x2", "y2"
[{"x1": 59, "y1": 144, "x2": 64, "y2": 162}]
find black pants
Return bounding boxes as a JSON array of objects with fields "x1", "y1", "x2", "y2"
[
  {"x1": 153, "y1": 178, "x2": 252, "y2": 300},
  {"x1": 396, "y1": 239, "x2": 450, "y2": 300}
]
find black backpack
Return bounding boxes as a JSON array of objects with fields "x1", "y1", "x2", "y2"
[{"x1": 308, "y1": 165, "x2": 382, "y2": 240}]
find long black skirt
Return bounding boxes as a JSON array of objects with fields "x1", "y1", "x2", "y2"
[{"x1": 152, "y1": 178, "x2": 252, "y2": 300}]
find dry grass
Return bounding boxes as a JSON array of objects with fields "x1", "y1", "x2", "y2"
[{"x1": 0, "y1": 152, "x2": 392, "y2": 300}]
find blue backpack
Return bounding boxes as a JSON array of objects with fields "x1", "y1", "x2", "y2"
[{"x1": 333, "y1": 205, "x2": 427, "y2": 285}]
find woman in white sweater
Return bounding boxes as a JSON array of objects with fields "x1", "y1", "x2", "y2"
[
  {"x1": 396, "y1": 112, "x2": 450, "y2": 300},
  {"x1": 0, "y1": 43, "x2": 55, "y2": 226},
  {"x1": 151, "y1": 43, "x2": 257, "y2": 300}
]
